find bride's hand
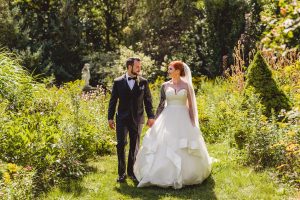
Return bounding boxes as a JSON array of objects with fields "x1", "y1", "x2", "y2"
[
  {"x1": 147, "y1": 119, "x2": 155, "y2": 127},
  {"x1": 191, "y1": 121, "x2": 196, "y2": 127}
]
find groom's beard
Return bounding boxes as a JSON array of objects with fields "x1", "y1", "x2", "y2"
[{"x1": 131, "y1": 69, "x2": 140, "y2": 76}]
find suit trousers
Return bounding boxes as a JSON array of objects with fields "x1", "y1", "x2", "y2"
[{"x1": 116, "y1": 116, "x2": 142, "y2": 177}]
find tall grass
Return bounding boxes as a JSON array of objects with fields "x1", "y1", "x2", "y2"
[
  {"x1": 196, "y1": 45, "x2": 300, "y2": 187},
  {"x1": 0, "y1": 51, "x2": 115, "y2": 198},
  {"x1": 0, "y1": 51, "x2": 40, "y2": 110}
]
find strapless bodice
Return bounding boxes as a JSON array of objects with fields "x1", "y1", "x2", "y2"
[{"x1": 165, "y1": 87, "x2": 187, "y2": 106}]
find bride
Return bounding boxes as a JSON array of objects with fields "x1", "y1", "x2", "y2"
[{"x1": 134, "y1": 61, "x2": 212, "y2": 189}]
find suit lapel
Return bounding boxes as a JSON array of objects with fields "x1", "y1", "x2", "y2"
[
  {"x1": 133, "y1": 80, "x2": 138, "y2": 90},
  {"x1": 122, "y1": 74, "x2": 131, "y2": 92},
  {"x1": 133, "y1": 80, "x2": 141, "y2": 97}
]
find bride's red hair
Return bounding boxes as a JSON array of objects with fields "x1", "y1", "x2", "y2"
[{"x1": 169, "y1": 61, "x2": 185, "y2": 77}]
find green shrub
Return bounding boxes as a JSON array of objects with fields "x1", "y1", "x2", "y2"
[
  {"x1": 245, "y1": 51, "x2": 292, "y2": 116},
  {"x1": 0, "y1": 52, "x2": 115, "y2": 195},
  {"x1": 0, "y1": 52, "x2": 39, "y2": 110},
  {"x1": 0, "y1": 162, "x2": 35, "y2": 200},
  {"x1": 197, "y1": 77, "x2": 246, "y2": 143},
  {"x1": 242, "y1": 107, "x2": 300, "y2": 186},
  {"x1": 260, "y1": 0, "x2": 300, "y2": 52},
  {"x1": 197, "y1": 73, "x2": 299, "y2": 186}
]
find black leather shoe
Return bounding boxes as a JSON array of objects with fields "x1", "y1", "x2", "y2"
[
  {"x1": 117, "y1": 174, "x2": 127, "y2": 183},
  {"x1": 129, "y1": 175, "x2": 138, "y2": 182}
]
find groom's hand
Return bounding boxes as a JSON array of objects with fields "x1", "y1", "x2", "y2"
[
  {"x1": 108, "y1": 120, "x2": 115, "y2": 129},
  {"x1": 147, "y1": 119, "x2": 155, "y2": 127}
]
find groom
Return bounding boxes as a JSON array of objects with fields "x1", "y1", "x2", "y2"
[{"x1": 108, "y1": 57, "x2": 155, "y2": 182}]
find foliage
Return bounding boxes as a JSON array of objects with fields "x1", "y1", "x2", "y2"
[
  {"x1": 111, "y1": 46, "x2": 158, "y2": 82},
  {"x1": 0, "y1": 0, "x2": 124, "y2": 84},
  {"x1": 0, "y1": 162, "x2": 35, "y2": 200},
  {"x1": 83, "y1": 45, "x2": 158, "y2": 88},
  {"x1": 44, "y1": 144, "x2": 295, "y2": 199},
  {"x1": 1, "y1": 0, "x2": 299, "y2": 83},
  {"x1": 245, "y1": 51, "x2": 291, "y2": 116},
  {"x1": 0, "y1": 1, "x2": 28, "y2": 50},
  {"x1": 271, "y1": 58, "x2": 300, "y2": 108},
  {"x1": 195, "y1": 0, "x2": 248, "y2": 75},
  {"x1": 0, "y1": 51, "x2": 39, "y2": 110},
  {"x1": 260, "y1": 0, "x2": 300, "y2": 52},
  {"x1": 197, "y1": 77, "x2": 246, "y2": 143},
  {"x1": 197, "y1": 58, "x2": 299, "y2": 185},
  {"x1": 126, "y1": 0, "x2": 197, "y2": 63},
  {"x1": 0, "y1": 0, "x2": 300, "y2": 194},
  {"x1": 0, "y1": 52, "x2": 114, "y2": 195}
]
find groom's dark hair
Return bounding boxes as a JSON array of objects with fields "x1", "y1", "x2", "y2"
[{"x1": 126, "y1": 57, "x2": 141, "y2": 68}]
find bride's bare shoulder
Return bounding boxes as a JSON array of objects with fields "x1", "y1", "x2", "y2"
[
  {"x1": 162, "y1": 81, "x2": 171, "y2": 86},
  {"x1": 181, "y1": 80, "x2": 189, "y2": 88}
]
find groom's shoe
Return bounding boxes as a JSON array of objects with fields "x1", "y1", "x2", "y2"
[
  {"x1": 117, "y1": 174, "x2": 127, "y2": 183},
  {"x1": 129, "y1": 175, "x2": 138, "y2": 183}
]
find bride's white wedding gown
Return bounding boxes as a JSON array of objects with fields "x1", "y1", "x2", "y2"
[{"x1": 134, "y1": 87, "x2": 212, "y2": 189}]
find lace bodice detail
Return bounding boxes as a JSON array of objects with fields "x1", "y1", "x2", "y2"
[{"x1": 165, "y1": 87, "x2": 187, "y2": 106}]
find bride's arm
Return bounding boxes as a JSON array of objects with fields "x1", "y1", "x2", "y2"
[
  {"x1": 187, "y1": 85, "x2": 195, "y2": 126},
  {"x1": 155, "y1": 84, "x2": 166, "y2": 119}
]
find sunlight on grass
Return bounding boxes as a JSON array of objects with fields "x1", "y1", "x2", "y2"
[{"x1": 42, "y1": 143, "x2": 296, "y2": 200}]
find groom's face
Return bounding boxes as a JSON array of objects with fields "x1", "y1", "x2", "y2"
[{"x1": 131, "y1": 60, "x2": 141, "y2": 76}]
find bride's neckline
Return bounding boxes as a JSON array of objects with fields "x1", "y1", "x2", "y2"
[{"x1": 167, "y1": 87, "x2": 187, "y2": 95}]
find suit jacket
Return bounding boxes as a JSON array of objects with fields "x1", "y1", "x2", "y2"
[{"x1": 108, "y1": 74, "x2": 155, "y2": 124}]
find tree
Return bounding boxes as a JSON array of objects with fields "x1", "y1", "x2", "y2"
[{"x1": 245, "y1": 51, "x2": 291, "y2": 116}]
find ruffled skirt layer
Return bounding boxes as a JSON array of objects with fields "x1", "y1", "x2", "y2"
[{"x1": 134, "y1": 105, "x2": 212, "y2": 189}]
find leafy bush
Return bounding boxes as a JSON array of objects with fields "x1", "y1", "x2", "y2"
[
  {"x1": 0, "y1": 52, "x2": 39, "y2": 110},
  {"x1": 272, "y1": 60, "x2": 300, "y2": 108},
  {"x1": 260, "y1": 0, "x2": 300, "y2": 52},
  {"x1": 240, "y1": 106, "x2": 300, "y2": 186},
  {"x1": 197, "y1": 77, "x2": 246, "y2": 143},
  {"x1": 0, "y1": 52, "x2": 115, "y2": 195},
  {"x1": 111, "y1": 46, "x2": 159, "y2": 83},
  {"x1": 245, "y1": 51, "x2": 291, "y2": 116},
  {"x1": 196, "y1": 69, "x2": 299, "y2": 186},
  {"x1": 0, "y1": 162, "x2": 35, "y2": 200}
]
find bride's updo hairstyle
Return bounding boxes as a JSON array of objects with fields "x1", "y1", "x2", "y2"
[{"x1": 170, "y1": 61, "x2": 185, "y2": 77}]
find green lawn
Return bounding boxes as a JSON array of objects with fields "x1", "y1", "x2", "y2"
[{"x1": 42, "y1": 143, "x2": 298, "y2": 200}]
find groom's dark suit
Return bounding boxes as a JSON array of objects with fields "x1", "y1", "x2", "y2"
[{"x1": 108, "y1": 74, "x2": 154, "y2": 178}]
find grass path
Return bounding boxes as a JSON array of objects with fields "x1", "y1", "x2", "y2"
[{"x1": 42, "y1": 143, "x2": 298, "y2": 200}]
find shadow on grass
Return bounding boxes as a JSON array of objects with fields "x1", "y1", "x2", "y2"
[
  {"x1": 54, "y1": 164, "x2": 98, "y2": 197},
  {"x1": 58, "y1": 179, "x2": 86, "y2": 197},
  {"x1": 115, "y1": 175, "x2": 217, "y2": 200}
]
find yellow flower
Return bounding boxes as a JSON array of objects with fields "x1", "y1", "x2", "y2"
[
  {"x1": 287, "y1": 131, "x2": 296, "y2": 137},
  {"x1": 293, "y1": 150, "x2": 300, "y2": 155},
  {"x1": 3, "y1": 172, "x2": 11, "y2": 184},
  {"x1": 7, "y1": 163, "x2": 18, "y2": 173},
  {"x1": 271, "y1": 143, "x2": 283, "y2": 148},
  {"x1": 260, "y1": 115, "x2": 268, "y2": 122},
  {"x1": 282, "y1": 85, "x2": 291, "y2": 92},
  {"x1": 284, "y1": 66, "x2": 293, "y2": 74},
  {"x1": 286, "y1": 143, "x2": 299, "y2": 151},
  {"x1": 278, "y1": 122, "x2": 287, "y2": 128},
  {"x1": 276, "y1": 164, "x2": 287, "y2": 170}
]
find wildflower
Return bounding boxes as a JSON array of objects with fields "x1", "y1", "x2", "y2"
[
  {"x1": 276, "y1": 164, "x2": 287, "y2": 170},
  {"x1": 286, "y1": 143, "x2": 299, "y2": 151},
  {"x1": 7, "y1": 163, "x2": 18, "y2": 173},
  {"x1": 24, "y1": 165, "x2": 33, "y2": 171},
  {"x1": 3, "y1": 172, "x2": 11, "y2": 184},
  {"x1": 287, "y1": 131, "x2": 296, "y2": 137},
  {"x1": 260, "y1": 115, "x2": 268, "y2": 122},
  {"x1": 271, "y1": 143, "x2": 283, "y2": 148},
  {"x1": 278, "y1": 122, "x2": 287, "y2": 128}
]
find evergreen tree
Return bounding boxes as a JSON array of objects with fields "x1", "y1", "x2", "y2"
[{"x1": 245, "y1": 51, "x2": 291, "y2": 116}]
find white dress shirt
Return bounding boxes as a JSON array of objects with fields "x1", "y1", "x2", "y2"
[{"x1": 126, "y1": 72, "x2": 136, "y2": 90}]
